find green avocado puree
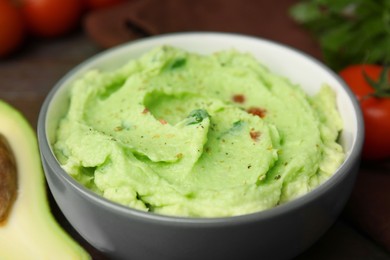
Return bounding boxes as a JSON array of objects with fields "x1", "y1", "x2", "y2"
[{"x1": 54, "y1": 46, "x2": 344, "y2": 217}]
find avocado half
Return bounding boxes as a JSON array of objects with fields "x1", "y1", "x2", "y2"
[{"x1": 0, "y1": 100, "x2": 90, "y2": 260}]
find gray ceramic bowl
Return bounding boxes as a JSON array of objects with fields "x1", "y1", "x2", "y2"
[{"x1": 38, "y1": 32, "x2": 364, "y2": 260}]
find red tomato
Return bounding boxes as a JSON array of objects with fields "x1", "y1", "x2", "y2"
[
  {"x1": 83, "y1": 0, "x2": 127, "y2": 10},
  {"x1": 21, "y1": 0, "x2": 83, "y2": 37},
  {"x1": 0, "y1": 0, "x2": 25, "y2": 57},
  {"x1": 339, "y1": 64, "x2": 390, "y2": 161}
]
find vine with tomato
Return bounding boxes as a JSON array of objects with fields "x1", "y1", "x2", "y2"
[{"x1": 291, "y1": 0, "x2": 390, "y2": 161}]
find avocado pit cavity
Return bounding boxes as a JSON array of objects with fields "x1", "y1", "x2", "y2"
[{"x1": 0, "y1": 134, "x2": 17, "y2": 224}]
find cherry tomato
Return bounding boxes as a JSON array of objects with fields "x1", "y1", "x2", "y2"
[
  {"x1": 339, "y1": 64, "x2": 390, "y2": 161},
  {"x1": 21, "y1": 0, "x2": 83, "y2": 37},
  {"x1": 83, "y1": 0, "x2": 127, "y2": 10},
  {"x1": 0, "y1": 0, "x2": 24, "y2": 57}
]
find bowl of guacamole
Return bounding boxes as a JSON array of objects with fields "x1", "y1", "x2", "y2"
[{"x1": 38, "y1": 32, "x2": 364, "y2": 260}]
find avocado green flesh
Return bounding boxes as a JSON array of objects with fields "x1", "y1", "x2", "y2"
[
  {"x1": 0, "y1": 100, "x2": 90, "y2": 260},
  {"x1": 54, "y1": 46, "x2": 344, "y2": 217}
]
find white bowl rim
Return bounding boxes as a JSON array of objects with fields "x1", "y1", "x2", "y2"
[{"x1": 38, "y1": 31, "x2": 364, "y2": 226}]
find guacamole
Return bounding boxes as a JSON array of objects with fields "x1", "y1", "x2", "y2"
[{"x1": 54, "y1": 46, "x2": 344, "y2": 217}]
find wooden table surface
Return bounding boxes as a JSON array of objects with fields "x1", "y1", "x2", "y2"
[{"x1": 1, "y1": 3, "x2": 390, "y2": 259}]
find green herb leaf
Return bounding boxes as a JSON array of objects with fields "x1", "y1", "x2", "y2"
[
  {"x1": 165, "y1": 57, "x2": 187, "y2": 71},
  {"x1": 231, "y1": 120, "x2": 245, "y2": 131},
  {"x1": 290, "y1": 0, "x2": 390, "y2": 71},
  {"x1": 186, "y1": 109, "x2": 210, "y2": 125}
]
